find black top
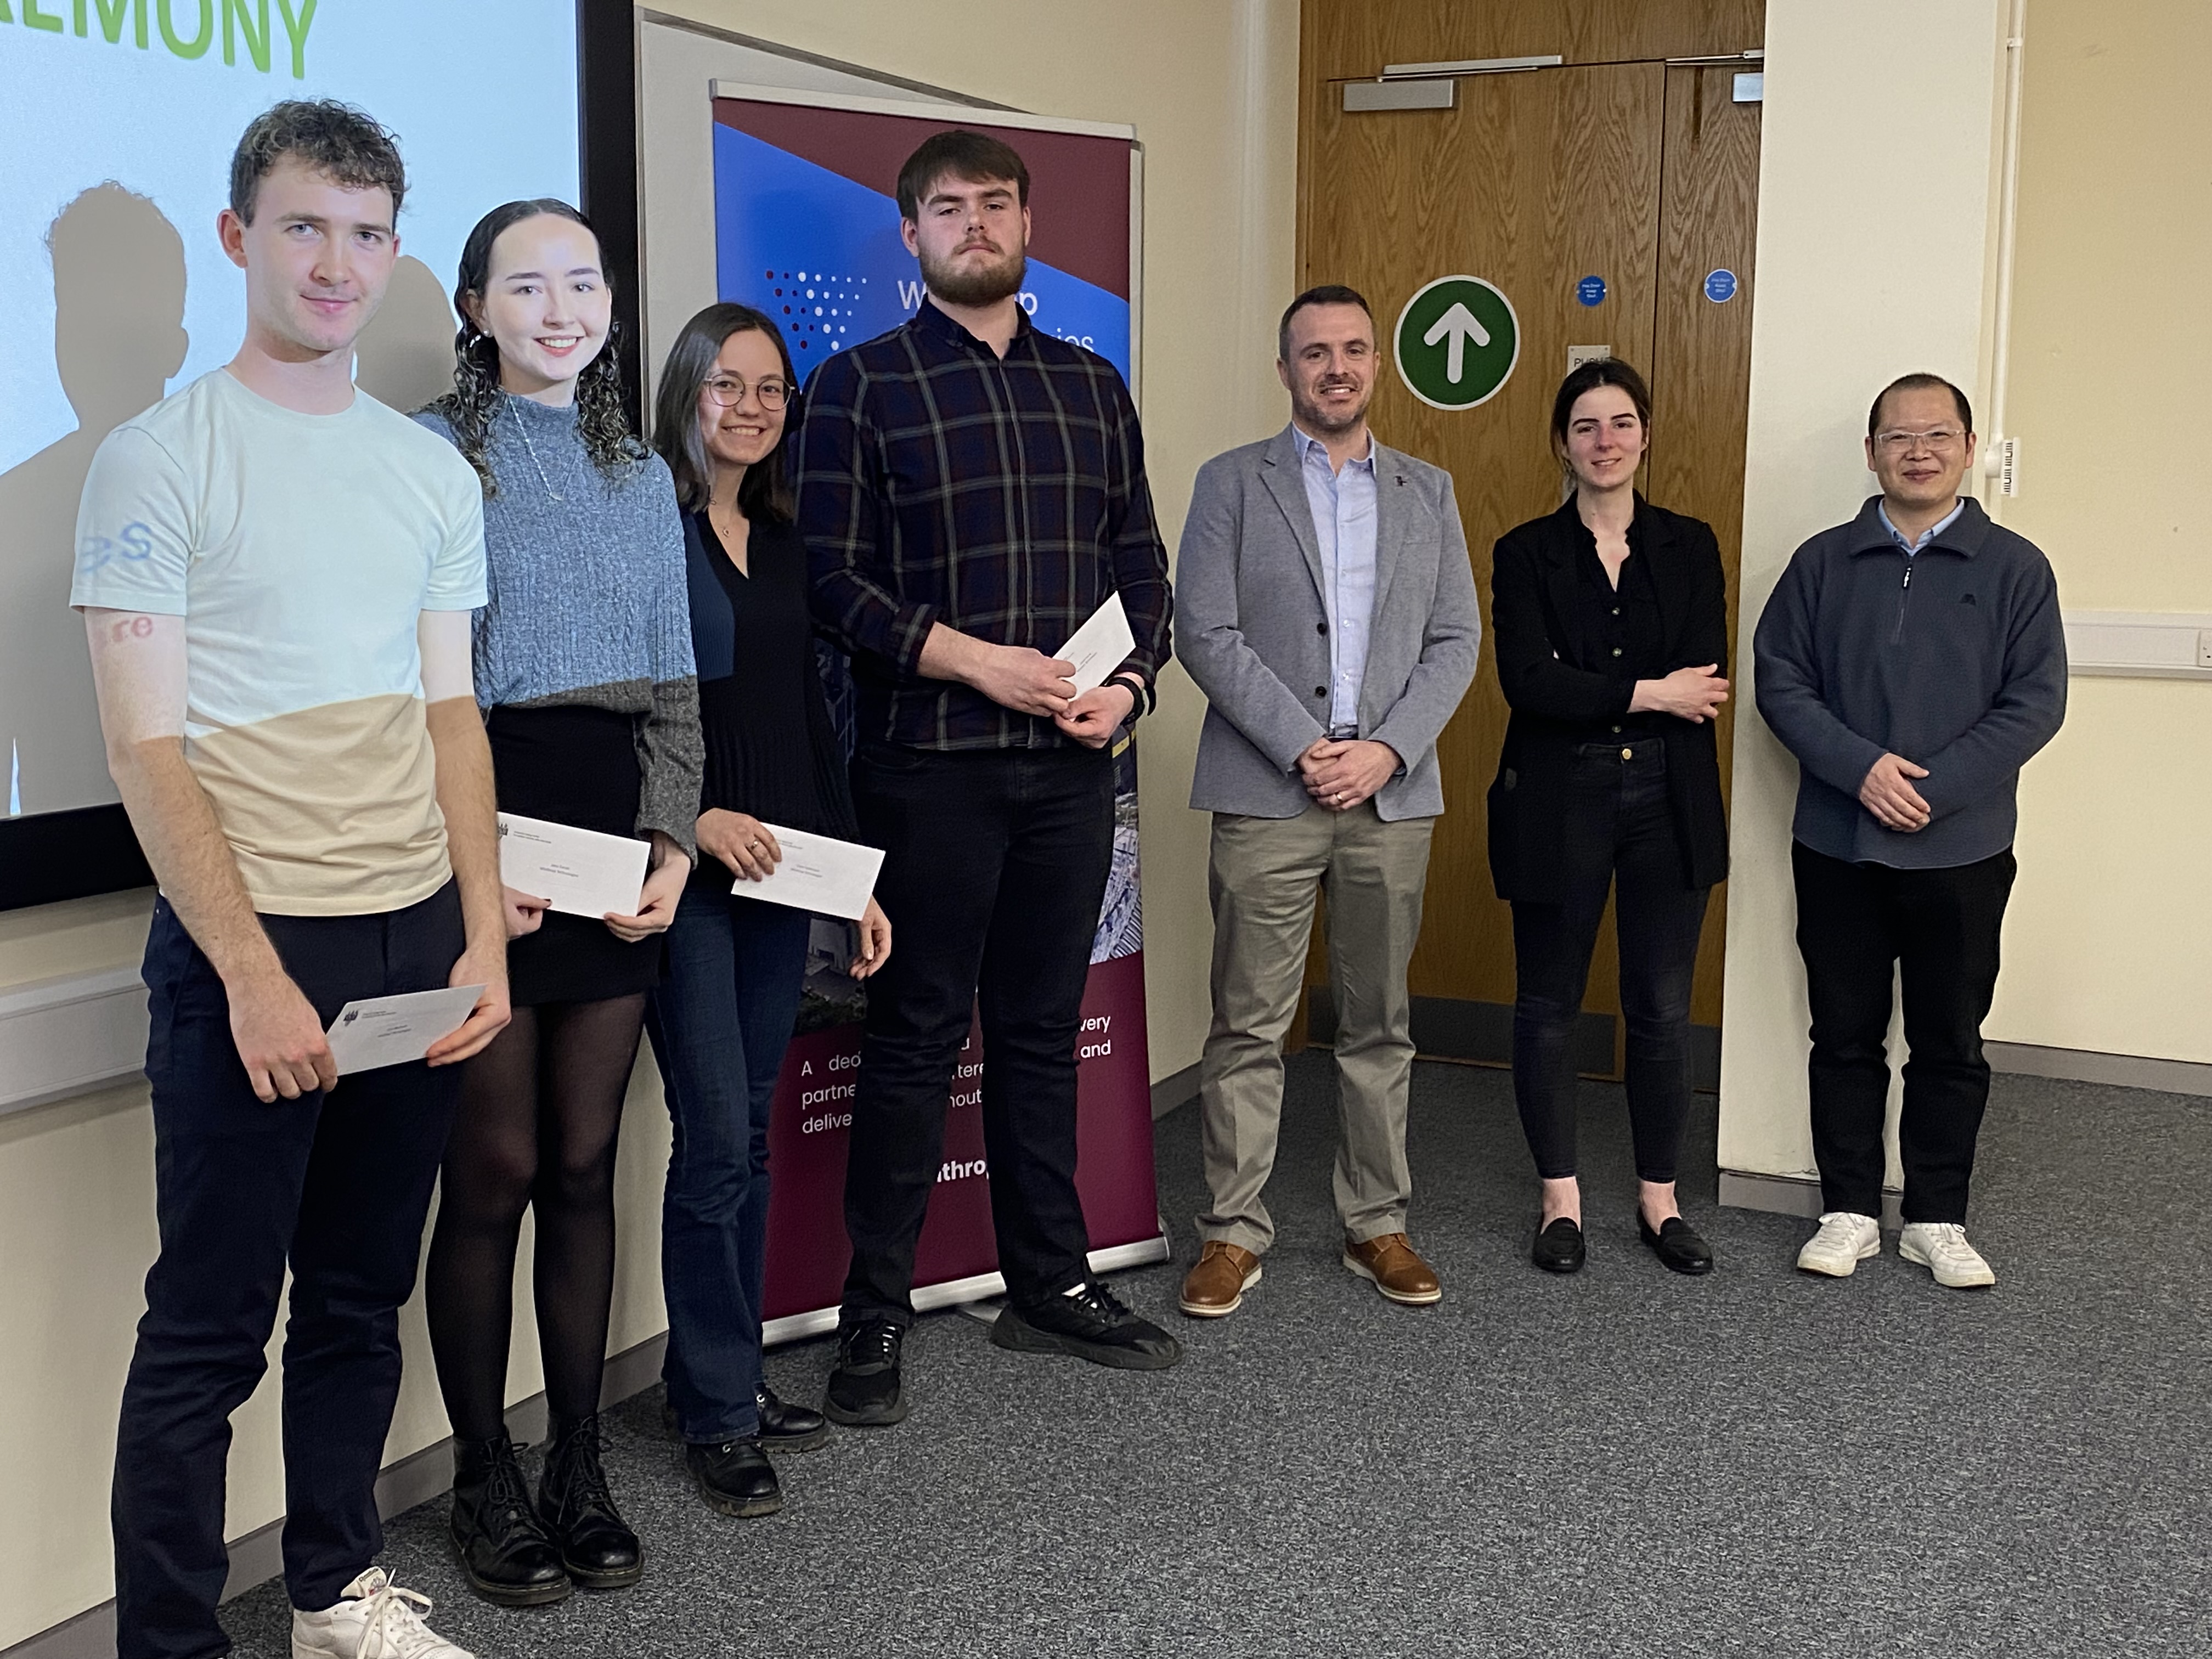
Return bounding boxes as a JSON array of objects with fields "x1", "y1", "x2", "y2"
[
  {"x1": 1573, "y1": 521, "x2": 1672, "y2": 738},
  {"x1": 682, "y1": 511, "x2": 862, "y2": 895},
  {"x1": 487, "y1": 704, "x2": 663, "y2": 1005},
  {"x1": 1487, "y1": 494, "x2": 1731, "y2": 902}
]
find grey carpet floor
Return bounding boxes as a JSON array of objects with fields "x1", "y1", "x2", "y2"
[{"x1": 218, "y1": 1057, "x2": 2212, "y2": 1657}]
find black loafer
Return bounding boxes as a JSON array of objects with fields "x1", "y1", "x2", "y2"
[
  {"x1": 1531, "y1": 1216, "x2": 1586, "y2": 1274},
  {"x1": 825, "y1": 1319, "x2": 910, "y2": 1426},
  {"x1": 758, "y1": 1384, "x2": 831, "y2": 1452},
  {"x1": 685, "y1": 1436, "x2": 781, "y2": 1518},
  {"x1": 1639, "y1": 1214, "x2": 1715, "y2": 1276}
]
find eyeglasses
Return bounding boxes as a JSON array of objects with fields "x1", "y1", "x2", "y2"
[
  {"x1": 1874, "y1": 428, "x2": 1964, "y2": 456},
  {"x1": 704, "y1": 375, "x2": 789, "y2": 410}
]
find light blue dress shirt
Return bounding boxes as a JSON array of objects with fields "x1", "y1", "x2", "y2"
[
  {"x1": 1295, "y1": 425, "x2": 1378, "y2": 735},
  {"x1": 1878, "y1": 496, "x2": 1966, "y2": 556}
]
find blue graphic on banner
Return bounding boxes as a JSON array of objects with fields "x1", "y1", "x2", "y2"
[
  {"x1": 1703, "y1": 268, "x2": 1739, "y2": 303},
  {"x1": 712, "y1": 125, "x2": 1131, "y2": 382},
  {"x1": 1576, "y1": 274, "x2": 1607, "y2": 307}
]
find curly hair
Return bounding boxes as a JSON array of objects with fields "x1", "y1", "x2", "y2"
[
  {"x1": 230, "y1": 99, "x2": 405, "y2": 224},
  {"x1": 422, "y1": 199, "x2": 645, "y2": 496}
]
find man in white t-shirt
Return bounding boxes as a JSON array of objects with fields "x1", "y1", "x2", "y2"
[{"x1": 72, "y1": 102, "x2": 508, "y2": 1659}]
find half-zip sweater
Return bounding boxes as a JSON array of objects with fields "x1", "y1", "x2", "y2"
[{"x1": 1753, "y1": 494, "x2": 2066, "y2": 869}]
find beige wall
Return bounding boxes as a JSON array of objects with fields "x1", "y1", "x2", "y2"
[
  {"x1": 1982, "y1": 0, "x2": 2211, "y2": 1063},
  {"x1": 0, "y1": 3, "x2": 1299, "y2": 1645},
  {"x1": 1720, "y1": 0, "x2": 2211, "y2": 1192},
  {"x1": 1718, "y1": 0, "x2": 2008, "y2": 1183}
]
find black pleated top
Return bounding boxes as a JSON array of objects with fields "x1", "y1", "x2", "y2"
[{"x1": 681, "y1": 511, "x2": 862, "y2": 895}]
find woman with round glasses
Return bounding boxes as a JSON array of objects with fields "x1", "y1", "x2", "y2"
[
  {"x1": 1487, "y1": 357, "x2": 1731, "y2": 1278},
  {"x1": 644, "y1": 303, "x2": 891, "y2": 1521}
]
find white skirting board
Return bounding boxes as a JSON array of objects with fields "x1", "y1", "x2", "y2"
[{"x1": 0, "y1": 966, "x2": 149, "y2": 1118}]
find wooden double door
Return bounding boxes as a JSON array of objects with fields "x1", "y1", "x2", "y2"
[{"x1": 1299, "y1": 54, "x2": 1761, "y2": 1074}]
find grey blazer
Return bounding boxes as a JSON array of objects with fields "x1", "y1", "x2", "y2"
[{"x1": 1175, "y1": 425, "x2": 1481, "y2": 821}]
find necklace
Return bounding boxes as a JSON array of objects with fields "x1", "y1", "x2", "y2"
[{"x1": 506, "y1": 396, "x2": 565, "y2": 503}]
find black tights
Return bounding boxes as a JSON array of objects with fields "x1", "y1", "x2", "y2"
[{"x1": 426, "y1": 994, "x2": 646, "y2": 1441}]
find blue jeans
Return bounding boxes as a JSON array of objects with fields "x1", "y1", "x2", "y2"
[{"x1": 645, "y1": 886, "x2": 811, "y2": 1443}]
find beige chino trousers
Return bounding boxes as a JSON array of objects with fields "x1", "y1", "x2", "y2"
[{"x1": 1197, "y1": 802, "x2": 1435, "y2": 1255}]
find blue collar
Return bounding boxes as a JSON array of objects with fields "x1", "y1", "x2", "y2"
[
  {"x1": 1291, "y1": 424, "x2": 1375, "y2": 472},
  {"x1": 1878, "y1": 496, "x2": 1966, "y2": 555}
]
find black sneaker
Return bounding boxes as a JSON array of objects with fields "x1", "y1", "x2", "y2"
[
  {"x1": 824, "y1": 1319, "x2": 909, "y2": 1426},
  {"x1": 991, "y1": 1279, "x2": 1183, "y2": 1371},
  {"x1": 684, "y1": 1437, "x2": 781, "y2": 1518},
  {"x1": 758, "y1": 1383, "x2": 832, "y2": 1451}
]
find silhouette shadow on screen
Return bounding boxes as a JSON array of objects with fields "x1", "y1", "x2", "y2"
[
  {"x1": 0, "y1": 183, "x2": 188, "y2": 819},
  {"x1": 355, "y1": 252, "x2": 457, "y2": 416}
]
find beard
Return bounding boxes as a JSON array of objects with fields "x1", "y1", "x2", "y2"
[
  {"x1": 919, "y1": 239, "x2": 1028, "y2": 307},
  {"x1": 1293, "y1": 377, "x2": 1372, "y2": 437}
]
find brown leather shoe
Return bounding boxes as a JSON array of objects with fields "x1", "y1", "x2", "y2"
[
  {"x1": 1342, "y1": 1233, "x2": 1442, "y2": 1305},
  {"x1": 1178, "y1": 1240, "x2": 1262, "y2": 1318}
]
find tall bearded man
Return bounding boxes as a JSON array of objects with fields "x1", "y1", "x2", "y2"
[{"x1": 797, "y1": 129, "x2": 1181, "y2": 1426}]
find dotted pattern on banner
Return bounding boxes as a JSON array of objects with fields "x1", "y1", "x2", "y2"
[{"x1": 767, "y1": 269, "x2": 870, "y2": 355}]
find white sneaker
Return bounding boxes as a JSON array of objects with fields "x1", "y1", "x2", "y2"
[
  {"x1": 292, "y1": 1567, "x2": 475, "y2": 1659},
  {"x1": 1796, "y1": 1211, "x2": 1882, "y2": 1277},
  {"x1": 1899, "y1": 1221, "x2": 1996, "y2": 1288}
]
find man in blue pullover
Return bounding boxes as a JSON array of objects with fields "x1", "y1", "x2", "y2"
[{"x1": 1754, "y1": 373, "x2": 2065, "y2": 1289}]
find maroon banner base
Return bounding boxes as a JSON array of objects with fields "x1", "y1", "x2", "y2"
[{"x1": 760, "y1": 949, "x2": 1163, "y2": 1336}]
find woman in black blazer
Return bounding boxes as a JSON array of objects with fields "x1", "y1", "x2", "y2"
[{"x1": 1487, "y1": 358, "x2": 1730, "y2": 1278}]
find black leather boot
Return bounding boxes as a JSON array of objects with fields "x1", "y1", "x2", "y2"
[
  {"x1": 539, "y1": 1414, "x2": 643, "y2": 1589},
  {"x1": 757, "y1": 1383, "x2": 832, "y2": 1452},
  {"x1": 450, "y1": 1432, "x2": 571, "y2": 1606}
]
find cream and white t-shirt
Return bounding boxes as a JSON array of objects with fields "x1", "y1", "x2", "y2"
[{"x1": 71, "y1": 369, "x2": 488, "y2": 916}]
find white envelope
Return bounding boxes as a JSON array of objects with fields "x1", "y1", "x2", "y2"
[
  {"x1": 736, "y1": 826, "x2": 885, "y2": 922},
  {"x1": 498, "y1": 812, "x2": 651, "y2": 921},
  {"x1": 325, "y1": 984, "x2": 486, "y2": 1077},
  {"x1": 1053, "y1": 592, "x2": 1136, "y2": 695}
]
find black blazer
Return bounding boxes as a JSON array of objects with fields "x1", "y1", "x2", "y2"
[{"x1": 1486, "y1": 495, "x2": 1730, "y2": 902}]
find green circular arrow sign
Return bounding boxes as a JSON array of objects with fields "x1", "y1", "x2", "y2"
[{"x1": 1393, "y1": 275, "x2": 1520, "y2": 411}]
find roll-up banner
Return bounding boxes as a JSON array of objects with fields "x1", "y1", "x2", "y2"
[{"x1": 702, "y1": 89, "x2": 1164, "y2": 1341}]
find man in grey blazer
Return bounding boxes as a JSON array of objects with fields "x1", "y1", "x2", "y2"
[{"x1": 1173, "y1": 284, "x2": 1481, "y2": 1317}]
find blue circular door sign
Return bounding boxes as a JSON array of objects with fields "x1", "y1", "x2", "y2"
[
  {"x1": 1704, "y1": 268, "x2": 1739, "y2": 303},
  {"x1": 1576, "y1": 275, "x2": 1607, "y2": 307}
]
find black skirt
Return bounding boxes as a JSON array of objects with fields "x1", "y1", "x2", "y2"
[{"x1": 488, "y1": 703, "x2": 665, "y2": 1006}]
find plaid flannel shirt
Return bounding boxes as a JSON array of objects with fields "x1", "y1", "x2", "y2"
[{"x1": 797, "y1": 299, "x2": 1172, "y2": 751}]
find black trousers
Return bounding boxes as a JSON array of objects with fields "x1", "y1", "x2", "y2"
[
  {"x1": 1510, "y1": 739, "x2": 1711, "y2": 1183},
  {"x1": 840, "y1": 742, "x2": 1114, "y2": 1325},
  {"x1": 1791, "y1": 841, "x2": 2017, "y2": 1223},
  {"x1": 116, "y1": 885, "x2": 465, "y2": 1659}
]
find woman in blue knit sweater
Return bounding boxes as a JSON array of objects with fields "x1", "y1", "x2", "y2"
[{"x1": 414, "y1": 200, "x2": 701, "y2": 1607}]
